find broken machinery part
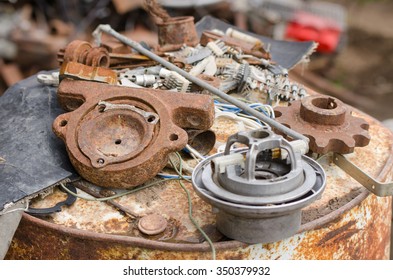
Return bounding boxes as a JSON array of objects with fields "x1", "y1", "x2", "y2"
[
  {"x1": 27, "y1": 183, "x2": 77, "y2": 216},
  {"x1": 58, "y1": 40, "x2": 110, "y2": 68},
  {"x1": 192, "y1": 127, "x2": 326, "y2": 243},
  {"x1": 144, "y1": 0, "x2": 199, "y2": 51},
  {"x1": 52, "y1": 79, "x2": 215, "y2": 188},
  {"x1": 274, "y1": 95, "x2": 371, "y2": 154},
  {"x1": 156, "y1": 16, "x2": 199, "y2": 51},
  {"x1": 59, "y1": 61, "x2": 118, "y2": 85}
]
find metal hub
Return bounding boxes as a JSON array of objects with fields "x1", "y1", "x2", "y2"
[
  {"x1": 192, "y1": 128, "x2": 326, "y2": 244},
  {"x1": 274, "y1": 95, "x2": 371, "y2": 154}
]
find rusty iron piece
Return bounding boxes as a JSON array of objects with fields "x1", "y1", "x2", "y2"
[
  {"x1": 58, "y1": 40, "x2": 110, "y2": 68},
  {"x1": 101, "y1": 38, "x2": 131, "y2": 54},
  {"x1": 84, "y1": 47, "x2": 110, "y2": 68},
  {"x1": 5, "y1": 107, "x2": 393, "y2": 259},
  {"x1": 138, "y1": 214, "x2": 168, "y2": 235},
  {"x1": 186, "y1": 129, "x2": 216, "y2": 156},
  {"x1": 61, "y1": 40, "x2": 92, "y2": 64},
  {"x1": 200, "y1": 30, "x2": 271, "y2": 60},
  {"x1": 108, "y1": 53, "x2": 152, "y2": 68},
  {"x1": 52, "y1": 79, "x2": 214, "y2": 188},
  {"x1": 59, "y1": 61, "x2": 117, "y2": 85},
  {"x1": 190, "y1": 74, "x2": 222, "y2": 95},
  {"x1": 110, "y1": 60, "x2": 159, "y2": 70},
  {"x1": 156, "y1": 16, "x2": 199, "y2": 51},
  {"x1": 274, "y1": 95, "x2": 371, "y2": 154}
]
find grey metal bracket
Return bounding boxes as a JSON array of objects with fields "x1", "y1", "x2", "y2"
[{"x1": 333, "y1": 153, "x2": 393, "y2": 197}]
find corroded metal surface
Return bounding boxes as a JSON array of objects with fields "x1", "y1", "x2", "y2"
[
  {"x1": 60, "y1": 62, "x2": 117, "y2": 85},
  {"x1": 274, "y1": 95, "x2": 371, "y2": 154},
  {"x1": 6, "y1": 102, "x2": 393, "y2": 260},
  {"x1": 157, "y1": 16, "x2": 199, "y2": 50},
  {"x1": 138, "y1": 214, "x2": 168, "y2": 235},
  {"x1": 59, "y1": 40, "x2": 110, "y2": 68},
  {"x1": 61, "y1": 40, "x2": 92, "y2": 64},
  {"x1": 52, "y1": 79, "x2": 214, "y2": 188}
]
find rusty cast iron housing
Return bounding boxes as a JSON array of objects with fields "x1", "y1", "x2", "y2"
[
  {"x1": 53, "y1": 79, "x2": 214, "y2": 188},
  {"x1": 274, "y1": 95, "x2": 371, "y2": 154},
  {"x1": 192, "y1": 128, "x2": 326, "y2": 243}
]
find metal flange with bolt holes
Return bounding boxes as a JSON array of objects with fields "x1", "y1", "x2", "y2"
[
  {"x1": 192, "y1": 128, "x2": 326, "y2": 244},
  {"x1": 53, "y1": 79, "x2": 215, "y2": 188}
]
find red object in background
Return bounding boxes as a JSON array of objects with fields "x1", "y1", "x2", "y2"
[{"x1": 285, "y1": 11, "x2": 342, "y2": 53}]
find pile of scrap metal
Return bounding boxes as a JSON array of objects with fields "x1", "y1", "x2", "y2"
[{"x1": 1, "y1": 0, "x2": 391, "y2": 261}]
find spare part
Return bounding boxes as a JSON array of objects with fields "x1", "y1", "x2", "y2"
[
  {"x1": 53, "y1": 79, "x2": 214, "y2": 188},
  {"x1": 274, "y1": 95, "x2": 370, "y2": 154},
  {"x1": 192, "y1": 128, "x2": 326, "y2": 243}
]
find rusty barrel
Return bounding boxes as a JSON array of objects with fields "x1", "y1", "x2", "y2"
[{"x1": 5, "y1": 100, "x2": 392, "y2": 260}]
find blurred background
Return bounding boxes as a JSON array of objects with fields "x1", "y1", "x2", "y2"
[{"x1": 0, "y1": 0, "x2": 392, "y2": 123}]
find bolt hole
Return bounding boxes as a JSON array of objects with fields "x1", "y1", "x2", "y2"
[
  {"x1": 97, "y1": 158, "x2": 105, "y2": 165},
  {"x1": 312, "y1": 97, "x2": 338, "y2": 110},
  {"x1": 115, "y1": 139, "x2": 121, "y2": 145},
  {"x1": 98, "y1": 104, "x2": 106, "y2": 112},
  {"x1": 169, "y1": 134, "x2": 179, "y2": 141},
  {"x1": 60, "y1": 120, "x2": 68, "y2": 127},
  {"x1": 147, "y1": 116, "x2": 156, "y2": 123},
  {"x1": 251, "y1": 130, "x2": 270, "y2": 139},
  {"x1": 99, "y1": 56, "x2": 109, "y2": 67}
]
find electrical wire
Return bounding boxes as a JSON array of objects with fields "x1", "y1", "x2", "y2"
[
  {"x1": 60, "y1": 178, "x2": 177, "y2": 202},
  {"x1": 214, "y1": 100, "x2": 275, "y2": 129},
  {"x1": 169, "y1": 152, "x2": 216, "y2": 260},
  {"x1": 157, "y1": 173, "x2": 192, "y2": 180},
  {"x1": 185, "y1": 144, "x2": 205, "y2": 161},
  {"x1": 215, "y1": 108, "x2": 264, "y2": 130},
  {"x1": 60, "y1": 155, "x2": 215, "y2": 259},
  {"x1": 0, "y1": 202, "x2": 29, "y2": 215}
]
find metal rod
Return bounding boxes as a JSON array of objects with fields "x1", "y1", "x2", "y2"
[
  {"x1": 333, "y1": 153, "x2": 393, "y2": 197},
  {"x1": 93, "y1": 25, "x2": 309, "y2": 144}
]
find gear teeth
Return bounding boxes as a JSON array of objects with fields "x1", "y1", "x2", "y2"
[{"x1": 274, "y1": 96, "x2": 371, "y2": 154}]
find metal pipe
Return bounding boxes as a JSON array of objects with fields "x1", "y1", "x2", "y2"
[{"x1": 93, "y1": 25, "x2": 309, "y2": 145}]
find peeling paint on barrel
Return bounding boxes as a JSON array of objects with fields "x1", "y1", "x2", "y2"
[{"x1": 247, "y1": 194, "x2": 391, "y2": 259}]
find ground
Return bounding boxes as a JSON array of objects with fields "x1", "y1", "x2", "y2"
[{"x1": 309, "y1": 0, "x2": 393, "y2": 121}]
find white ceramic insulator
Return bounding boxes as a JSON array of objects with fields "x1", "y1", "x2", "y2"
[
  {"x1": 226, "y1": 28, "x2": 261, "y2": 45},
  {"x1": 159, "y1": 68, "x2": 171, "y2": 79},
  {"x1": 212, "y1": 153, "x2": 245, "y2": 174},
  {"x1": 207, "y1": 41, "x2": 225, "y2": 57},
  {"x1": 133, "y1": 74, "x2": 157, "y2": 87}
]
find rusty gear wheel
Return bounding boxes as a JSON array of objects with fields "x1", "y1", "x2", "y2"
[{"x1": 274, "y1": 95, "x2": 371, "y2": 154}]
